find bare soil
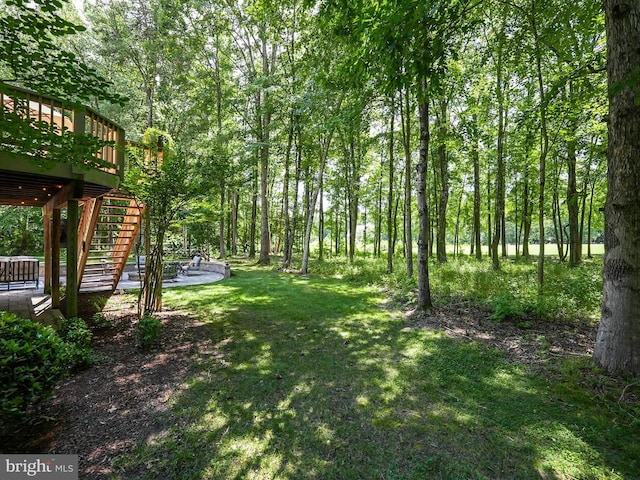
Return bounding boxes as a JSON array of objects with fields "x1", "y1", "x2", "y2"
[{"x1": 2, "y1": 292, "x2": 609, "y2": 479}]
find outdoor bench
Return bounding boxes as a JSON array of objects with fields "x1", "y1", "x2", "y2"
[{"x1": 0, "y1": 256, "x2": 40, "y2": 290}]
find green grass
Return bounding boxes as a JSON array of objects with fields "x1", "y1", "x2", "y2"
[{"x1": 112, "y1": 262, "x2": 638, "y2": 480}]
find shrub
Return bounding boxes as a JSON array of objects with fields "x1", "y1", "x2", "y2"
[
  {"x1": 136, "y1": 315, "x2": 162, "y2": 349},
  {"x1": 0, "y1": 312, "x2": 69, "y2": 423},
  {"x1": 57, "y1": 317, "x2": 94, "y2": 369},
  {"x1": 488, "y1": 292, "x2": 525, "y2": 322}
]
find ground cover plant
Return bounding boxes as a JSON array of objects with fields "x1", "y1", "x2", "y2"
[{"x1": 102, "y1": 259, "x2": 636, "y2": 480}]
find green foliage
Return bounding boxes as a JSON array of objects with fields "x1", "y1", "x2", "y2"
[
  {"x1": 136, "y1": 315, "x2": 162, "y2": 349},
  {"x1": 0, "y1": 206, "x2": 44, "y2": 256},
  {"x1": 0, "y1": 0, "x2": 126, "y2": 170},
  {"x1": 0, "y1": 312, "x2": 69, "y2": 423},
  {"x1": 57, "y1": 317, "x2": 94, "y2": 368},
  {"x1": 0, "y1": 0, "x2": 126, "y2": 105},
  {"x1": 488, "y1": 292, "x2": 525, "y2": 322},
  {"x1": 303, "y1": 255, "x2": 602, "y2": 322}
]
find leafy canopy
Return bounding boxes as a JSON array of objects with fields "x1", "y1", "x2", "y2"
[{"x1": 0, "y1": 0, "x2": 126, "y2": 170}]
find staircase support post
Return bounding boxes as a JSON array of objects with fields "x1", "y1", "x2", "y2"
[
  {"x1": 52, "y1": 209, "x2": 61, "y2": 309},
  {"x1": 65, "y1": 198, "x2": 79, "y2": 317},
  {"x1": 43, "y1": 210, "x2": 52, "y2": 294}
]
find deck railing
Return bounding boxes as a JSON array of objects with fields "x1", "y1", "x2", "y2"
[{"x1": 0, "y1": 85, "x2": 125, "y2": 180}]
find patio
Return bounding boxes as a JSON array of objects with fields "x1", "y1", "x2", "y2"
[{"x1": 0, "y1": 269, "x2": 225, "y2": 322}]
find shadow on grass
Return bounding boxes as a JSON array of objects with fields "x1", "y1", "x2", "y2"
[{"x1": 114, "y1": 269, "x2": 638, "y2": 480}]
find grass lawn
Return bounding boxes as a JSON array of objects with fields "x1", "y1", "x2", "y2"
[{"x1": 114, "y1": 262, "x2": 638, "y2": 480}]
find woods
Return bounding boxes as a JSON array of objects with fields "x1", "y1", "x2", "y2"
[
  {"x1": 2, "y1": 0, "x2": 638, "y2": 375},
  {"x1": 67, "y1": 0, "x2": 605, "y2": 274},
  {"x1": 5, "y1": 2, "x2": 640, "y2": 476}
]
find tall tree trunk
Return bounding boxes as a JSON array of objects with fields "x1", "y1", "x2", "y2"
[
  {"x1": 454, "y1": 192, "x2": 463, "y2": 257},
  {"x1": 348, "y1": 137, "x2": 359, "y2": 263},
  {"x1": 301, "y1": 136, "x2": 333, "y2": 274},
  {"x1": 472, "y1": 114, "x2": 482, "y2": 260},
  {"x1": 387, "y1": 100, "x2": 395, "y2": 273},
  {"x1": 375, "y1": 162, "x2": 383, "y2": 257},
  {"x1": 587, "y1": 176, "x2": 597, "y2": 258},
  {"x1": 219, "y1": 185, "x2": 226, "y2": 259},
  {"x1": 436, "y1": 98, "x2": 449, "y2": 264},
  {"x1": 258, "y1": 35, "x2": 273, "y2": 266},
  {"x1": 249, "y1": 159, "x2": 258, "y2": 259},
  {"x1": 567, "y1": 112, "x2": 581, "y2": 266},
  {"x1": 232, "y1": 191, "x2": 239, "y2": 256},
  {"x1": 416, "y1": 76, "x2": 432, "y2": 311},
  {"x1": 334, "y1": 208, "x2": 340, "y2": 256},
  {"x1": 595, "y1": 0, "x2": 640, "y2": 376},
  {"x1": 487, "y1": 169, "x2": 492, "y2": 257},
  {"x1": 492, "y1": 31, "x2": 506, "y2": 270},
  {"x1": 532, "y1": 1, "x2": 549, "y2": 295},
  {"x1": 401, "y1": 86, "x2": 414, "y2": 276},
  {"x1": 282, "y1": 116, "x2": 294, "y2": 268},
  {"x1": 522, "y1": 168, "x2": 532, "y2": 258},
  {"x1": 319, "y1": 173, "x2": 325, "y2": 261},
  {"x1": 287, "y1": 128, "x2": 302, "y2": 265}
]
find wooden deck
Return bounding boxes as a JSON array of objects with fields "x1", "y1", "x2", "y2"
[{"x1": 0, "y1": 85, "x2": 125, "y2": 207}]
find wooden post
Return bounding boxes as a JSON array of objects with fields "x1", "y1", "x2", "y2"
[
  {"x1": 43, "y1": 210, "x2": 52, "y2": 294},
  {"x1": 52, "y1": 209, "x2": 61, "y2": 309},
  {"x1": 117, "y1": 127, "x2": 125, "y2": 182},
  {"x1": 65, "y1": 199, "x2": 79, "y2": 318}
]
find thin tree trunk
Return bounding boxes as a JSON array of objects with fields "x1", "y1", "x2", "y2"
[
  {"x1": 249, "y1": 159, "x2": 258, "y2": 259},
  {"x1": 258, "y1": 35, "x2": 272, "y2": 266},
  {"x1": 436, "y1": 99, "x2": 449, "y2": 264},
  {"x1": 492, "y1": 30, "x2": 506, "y2": 270},
  {"x1": 567, "y1": 111, "x2": 581, "y2": 266},
  {"x1": 287, "y1": 128, "x2": 302, "y2": 264},
  {"x1": 416, "y1": 76, "x2": 432, "y2": 311},
  {"x1": 387, "y1": 100, "x2": 395, "y2": 273},
  {"x1": 282, "y1": 117, "x2": 294, "y2": 268},
  {"x1": 454, "y1": 192, "x2": 463, "y2": 257},
  {"x1": 522, "y1": 168, "x2": 532, "y2": 258},
  {"x1": 375, "y1": 161, "x2": 383, "y2": 257},
  {"x1": 401, "y1": 85, "x2": 414, "y2": 276},
  {"x1": 232, "y1": 191, "x2": 239, "y2": 256},
  {"x1": 532, "y1": 1, "x2": 549, "y2": 294},
  {"x1": 472, "y1": 114, "x2": 482, "y2": 260},
  {"x1": 319, "y1": 173, "x2": 324, "y2": 261},
  {"x1": 219, "y1": 185, "x2": 226, "y2": 259},
  {"x1": 587, "y1": 177, "x2": 597, "y2": 258},
  {"x1": 301, "y1": 137, "x2": 333, "y2": 273}
]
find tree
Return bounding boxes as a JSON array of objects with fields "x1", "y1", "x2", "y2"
[
  {"x1": 0, "y1": 0, "x2": 125, "y2": 169},
  {"x1": 125, "y1": 129, "x2": 197, "y2": 315},
  {"x1": 594, "y1": 0, "x2": 640, "y2": 377}
]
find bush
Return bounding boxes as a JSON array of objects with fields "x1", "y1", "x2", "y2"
[
  {"x1": 136, "y1": 315, "x2": 162, "y2": 349},
  {"x1": 57, "y1": 317, "x2": 94, "y2": 369},
  {"x1": 488, "y1": 292, "x2": 525, "y2": 322},
  {"x1": 0, "y1": 312, "x2": 69, "y2": 423}
]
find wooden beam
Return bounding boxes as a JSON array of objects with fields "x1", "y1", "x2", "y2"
[{"x1": 43, "y1": 180, "x2": 84, "y2": 215}]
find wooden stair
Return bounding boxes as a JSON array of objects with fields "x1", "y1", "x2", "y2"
[{"x1": 78, "y1": 193, "x2": 143, "y2": 292}]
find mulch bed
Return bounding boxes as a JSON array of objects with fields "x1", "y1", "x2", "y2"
[{"x1": 2, "y1": 292, "x2": 219, "y2": 478}]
